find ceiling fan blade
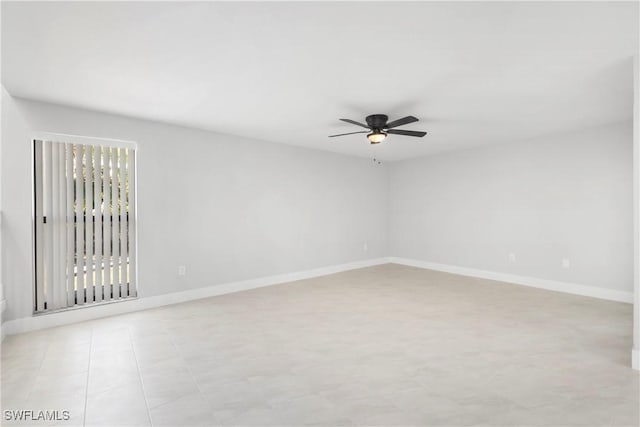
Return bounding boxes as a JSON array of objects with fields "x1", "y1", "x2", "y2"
[
  {"x1": 339, "y1": 118, "x2": 371, "y2": 129},
  {"x1": 387, "y1": 129, "x2": 427, "y2": 137},
  {"x1": 385, "y1": 116, "x2": 419, "y2": 129},
  {"x1": 328, "y1": 131, "x2": 369, "y2": 138}
]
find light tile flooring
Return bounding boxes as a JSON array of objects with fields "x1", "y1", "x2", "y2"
[{"x1": 1, "y1": 264, "x2": 638, "y2": 426}]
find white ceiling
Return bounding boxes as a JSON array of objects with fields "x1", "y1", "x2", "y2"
[{"x1": 2, "y1": 1, "x2": 638, "y2": 161}]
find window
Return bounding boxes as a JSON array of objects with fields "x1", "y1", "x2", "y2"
[{"x1": 33, "y1": 134, "x2": 137, "y2": 313}]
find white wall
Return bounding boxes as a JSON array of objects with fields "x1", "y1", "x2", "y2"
[
  {"x1": 390, "y1": 122, "x2": 634, "y2": 294},
  {"x1": 1, "y1": 90, "x2": 388, "y2": 322}
]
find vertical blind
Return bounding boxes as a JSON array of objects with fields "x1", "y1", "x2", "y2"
[{"x1": 33, "y1": 138, "x2": 137, "y2": 312}]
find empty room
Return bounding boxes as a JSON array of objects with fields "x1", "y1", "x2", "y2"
[{"x1": 1, "y1": 1, "x2": 639, "y2": 426}]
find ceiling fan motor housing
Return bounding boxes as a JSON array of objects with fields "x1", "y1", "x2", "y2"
[{"x1": 366, "y1": 114, "x2": 389, "y2": 131}]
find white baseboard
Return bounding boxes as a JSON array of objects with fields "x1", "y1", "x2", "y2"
[
  {"x1": 388, "y1": 257, "x2": 634, "y2": 304},
  {"x1": 2, "y1": 257, "x2": 389, "y2": 336}
]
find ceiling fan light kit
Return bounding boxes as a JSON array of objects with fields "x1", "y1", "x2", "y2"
[
  {"x1": 329, "y1": 114, "x2": 427, "y2": 144},
  {"x1": 367, "y1": 130, "x2": 387, "y2": 144}
]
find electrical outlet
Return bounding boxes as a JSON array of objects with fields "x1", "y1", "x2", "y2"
[
  {"x1": 508, "y1": 253, "x2": 516, "y2": 263},
  {"x1": 562, "y1": 259, "x2": 570, "y2": 269},
  {"x1": 363, "y1": 243, "x2": 368, "y2": 252},
  {"x1": 178, "y1": 265, "x2": 186, "y2": 276}
]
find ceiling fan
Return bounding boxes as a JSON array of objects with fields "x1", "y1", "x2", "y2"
[{"x1": 329, "y1": 114, "x2": 427, "y2": 144}]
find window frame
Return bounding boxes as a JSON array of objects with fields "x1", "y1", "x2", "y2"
[{"x1": 31, "y1": 132, "x2": 139, "y2": 315}]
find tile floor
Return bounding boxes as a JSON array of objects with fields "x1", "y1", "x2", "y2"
[{"x1": 1, "y1": 264, "x2": 638, "y2": 426}]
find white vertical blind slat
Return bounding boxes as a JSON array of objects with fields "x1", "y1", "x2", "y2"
[
  {"x1": 56, "y1": 143, "x2": 67, "y2": 309},
  {"x1": 85, "y1": 146, "x2": 94, "y2": 304},
  {"x1": 34, "y1": 141, "x2": 45, "y2": 312},
  {"x1": 44, "y1": 142, "x2": 54, "y2": 310},
  {"x1": 128, "y1": 149, "x2": 137, "y2": 297},
  {"x1": 75, "y1": 144, "x2": 86, "y2": 305},
  {"x1": 51, "y1": 142, "x2": 61, "y2": 309},
  {"x1": 65, "y1": 143, "x2": 75, "y2": 307},
  {"x1": 111, "y1": 148, "x2": 120, "y2": 299},
  {"x1": 95, "y1": 147, "x2": 103, "y2": 303},
  {"x1": 119, "y1": 149, "x2": 127, "y2": 297},
  {"x1": 103, "y1": 147, "x2": 112, "y2": 302}
]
